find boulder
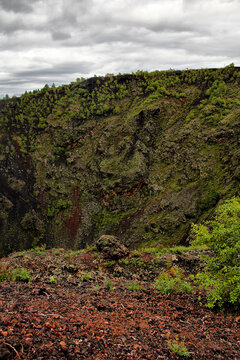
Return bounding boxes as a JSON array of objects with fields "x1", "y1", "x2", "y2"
[{"x1": 95, "y1": 235, "x2": 129, "y2": 259}]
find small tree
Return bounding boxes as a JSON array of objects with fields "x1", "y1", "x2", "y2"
[{"x1": 192, "y1": 197, "x2": 240, "y2": 309}]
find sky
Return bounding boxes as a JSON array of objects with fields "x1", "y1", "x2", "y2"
[{"x1": 0, "y1": 0, "x2": 240, "y2": 97}]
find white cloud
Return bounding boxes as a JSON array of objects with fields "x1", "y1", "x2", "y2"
[{"x1": 0, "y1": 0, "x2": 239, "y2": 96}]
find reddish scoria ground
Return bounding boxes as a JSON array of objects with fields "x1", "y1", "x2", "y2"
[
  {"x1": 0, "y1": 280, "x2": 239, "y2": 359},
  {"x1": 0, "y1": 249, "x2": 239, "y2": 359}
]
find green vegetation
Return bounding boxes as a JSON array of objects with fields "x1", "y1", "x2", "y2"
[
  {"x1": 93, "y1": 284, "x2": 101, "y2": 292},
  {"x1": 104, "y1": 279, "x2": 115, "y2": 291},
  {"x1": 53, "y1": 249, "x2": 61, "y2": 256},
  {"x1": 119, "y1": 258, "x2": 130, "y2": 266},
  {"x1": 1, "y1": 66, "x2": 240, "y2": 255},
  {"x1": 49, "y1": 277, "x2": 57, "y2": 284},
  {"x1": 11, "y1": 267, "x2": 31, "y2": 282},
  {"x1": 104, "y1": 260, "x2": 115, "y2": 268},
  {"x1": 154, "y1": 271, "x2": 192, "y2": 295},
  {"x1": 168, "y1": 338, "x2": 190, "y2": 357},
  {"x1": 85, "y1": 245, "x2": 97, "y2": 253},
  {"x1": 126, "y1": 280, "x2": 142, "y2": 291},
  {"x1": 80, "y1": 273, "x2": 92, "y2": 280},
  {"x1": 0, "y1": 265, "x2": 9, "y2": 282},
  {"x1": 192, "y1": 197, "x2": 240, "y2": 309},
  {"x1": 30, "y1": 246, "x2": 46, "y2": 255}
]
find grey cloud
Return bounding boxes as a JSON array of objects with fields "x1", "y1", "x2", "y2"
[
  {"x1": 0, "y1": 78, "x2": 39, "y2": 86},
  {"x1": 0, "y1": 60, "x2": 95, "y2": 96},
  {"x1": 0, "y1": 0, "x2": 239, "y2": 97},
  {"x1": 0, "y1": 0, "x2": 39, "y2": 13},
  {"x1": 148, "y1": 21, "x2": 202, "y2": 35},
  {"x1": 14, "y1": 61, "x2": 95, "y2": 78},
  {"x1": 47, "y1": 0, "x2": 93, "y2": 27},
  {"x1": 51, "y1": 31, "x2": 72, "y2": 41},
  {"x1": 61, "y1": 24, "x2": 194, "y2": 51},
  {"x1": 0, "y1": 18, "x2": 26, "y2": 34}
]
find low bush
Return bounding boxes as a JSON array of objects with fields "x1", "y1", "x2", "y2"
[
  {"x1": 0, "y1": 262, "x2": 10, "y2": 282},
  {"x1": 168, "y1": 338, "x2": 190, "y2": 357},
  {"x1": 191, "y1": 197, "x2": 240, "y2": 309},
  {"x1": 0, "y1": 269, "x2": 9, "y2": 282},
  {"x1": 11, "y1": 268, "x2": 31, "y2": 282},
  {"x1": 104, "y1": 260, "x2": 115, "y2": 268},
  {"x1": 154, "y1": 272, "x2": 192, "y2": 295},
  {"x1": 104, "y1": 280, "x2": 114, "y2": 291},
  {"x1": 126, "y1": 281, "x2": 142, "y2": 291},
  {"x1": 80, "y1": 273, "x2": 92, "y2": 280}
]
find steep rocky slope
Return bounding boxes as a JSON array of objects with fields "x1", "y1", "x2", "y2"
[{"x1": 1, "y1": 66, "x2": 240, "y2": 255}]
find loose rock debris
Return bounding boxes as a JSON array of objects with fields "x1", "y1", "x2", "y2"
[
  {"x1": 1, "y1": 281, "x2": 239, "y2": 359},
  {"x1": 0, "y1": 248, "x2": 239, "y2": 359}
]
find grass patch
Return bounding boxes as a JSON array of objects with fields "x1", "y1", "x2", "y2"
[
  {"x1": 11, "y1": 268, "x2": 31, "y2": 282},
  {"x1": 154, "y1": 272, "x2": 192, "y2": 295}
]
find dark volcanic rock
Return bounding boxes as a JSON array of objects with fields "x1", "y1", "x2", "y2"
[
  {"x1": 1, "y1": 67, "x2": 240, "y2": 254},
  {"x1": 96, "y1": 235, "x2": 129, "y2": 259}
]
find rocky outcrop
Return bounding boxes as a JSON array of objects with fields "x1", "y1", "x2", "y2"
[
  {"x1": 95, "y1": 235, "x2": 129, "y2": 259},
  {"x1": 1, "y1": 66, "x2": 240, "y2": 255}
]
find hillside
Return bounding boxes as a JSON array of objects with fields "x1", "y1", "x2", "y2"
[{"x1": 1, "y1": 66, "x2": 240, "y2": 255}]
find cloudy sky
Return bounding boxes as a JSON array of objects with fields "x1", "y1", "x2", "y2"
[{"x1": 0, "y1": 0, "x2": 240, "y2": 97}]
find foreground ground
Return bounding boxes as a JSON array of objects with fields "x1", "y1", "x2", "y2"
[{"x1": 0, "y1": 247, "x2": 239, "y2": 359}]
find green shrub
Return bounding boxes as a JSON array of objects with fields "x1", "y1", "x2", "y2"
[
  {"x1": 129, "y1": 257, "x2": 145, "y2": 267},
  {"x1": 104, "y1": 260, "x2": 115, "y2": 268},
  {"x1": 30, "y1": 246, "x2": 46, "y2": 255},
  {"x1": 85, "y1": 245, "x2": 97, "y2": 252},
  {"x1": 56, "y1": 199, "x2": 72, "y2": 210},
  {"x1": 199, "y1": 189, "x2": 220, "y2": 211},
  {"x1": 80, "y1": 273, "x2": 92, "y2": 280},
  {"x1": 191, "y1": 197, "x2": 240, "y2": 309},
  {"x1": 53, "y1": 146, "x2": 66, "y2": 157},
  {"x1": 113, "y1": 106, "x2": 121, "y2": 114},
  {"x1": 127, "y1": 281, "x2": 142, "y2": 291},
  {"x1": 167, "y1": 246, "x2": 189, "y2": 255},
  {"x1": 168, "y1": 338, "x2": 190, "y2": 357},
  {"x1": 104, "y1": 279, "x2": 114, "y2": 291},
  {"x1": 14, "y1": 251, "x2": 26, "y2": 258},
  {"x1": 206, "y1": 80, "x2": 227, "y2": 102},
  {"x1": 53, "y1": 249, "x2": 60, "y2": 256},
  {"x1": 93, "y1": 284, "x2": 101, "y2": 292},
  {"x1": 69, "y1": 250, "x2": 81, "y2": 256},
  {"x1": 11, "y1": 268, "x2": 31, "y2": 282},
  {"x1": 119, "y1": 258, "x2": 129, "y2": 266},
  {"x1": 49, "y1": 277, "x2": 57, "y2": 284},
  {"x1": 0, "y1": 267, "x2": 9, "y2": 282},
  {"x1": 154, "y1": 272, "x2": 192, "y2": 295}
]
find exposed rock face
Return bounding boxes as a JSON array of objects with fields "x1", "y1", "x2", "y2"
[
  {"x1": 95, "y1": 235, "x2": 129, "y2": 259},
  {"x1": 1, "y1": 67, "x2": 240, "y2": 255}
]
